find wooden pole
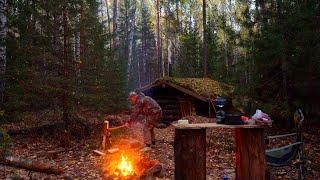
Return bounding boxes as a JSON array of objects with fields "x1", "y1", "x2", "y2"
[
  {"x1": 174, "y1": 128, "x2": 206, "y2": 180},
  {"x1": 235, "y1": 128, "x2": 266, "y2": 180}
]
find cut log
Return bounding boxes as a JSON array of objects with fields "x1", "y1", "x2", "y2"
[
  {"x1": 46, "y1": 148, "x2": 65, "y2": 155},
  {"x1": 140, "y1": 147, "x2": 152, "y2": 153},
  {"x1": 108, "y1": 124, "x2": 128, "y2": 131},
  {"x1": 235, "y1": 128, "x2": 266, "y2": 180},
  {"x1": 107, "y1": 148, "x2": 119, "y2": 154},
  {"x1": 93, "y1": 150, "x2": 106, "y2": 156},
  {"x1": 1, "y1": 155, "x2": 63, "y2": 175},
  {"x1": 140, "y1": 163, "x2": 164, "y2": 179},
  {"x1": 174, "y1": 128, "x2": 206, "y2": 180},
  {"x1": 102, "y1": 121, "x2": 111, "y2": 150},
  {"x1": 93, "y1": 148, "x2": 119, "y2": 156}
]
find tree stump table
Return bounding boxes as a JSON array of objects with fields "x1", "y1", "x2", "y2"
[{"x1": 173, "y1": 123, "x2": 266, "y2": 180}]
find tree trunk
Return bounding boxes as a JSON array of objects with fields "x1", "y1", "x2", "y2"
[
  {"x1": 141, "y1": 0, "x2": 147, "y2": 85},
  {"x1": 53, "y1": 14, "x2": 61, "y2": 57},
  {"x1": 124, "y1": 0, "x2": 129, "y2": 62},
  {"x1": 127, "y1": 0, "x2": 136, "y2": 85},
  {"x1": 80, "y1": 5, "x2": 85, "y2": 62},
  {"x1": 174, "y1": 0, "x2": 180, "y2": 74},
  {"x1": 75, "y1": 6, "x2": 81, "y2": 107},
  {"x1": 174, "y1": 128, "x2": 206, "y2": 180},
  {"x1": 176, "y1": 0, "x2": 180, "y2": 36},
  {"x1": 281, "y1": 54, "x2": 288, "y2": 104},
  {"x1": 62, "y1": 10, "x2": 70, "y2": 128},
  {"x1": 136, "y1": 38, "x2": 141, "y2": 88},
  {"x1": 156, "y1": 0, "x2": 161, "y2": 78},
  {"x1": 168, "y1": 40, "x2": 172, "y2": 77},
  {"x1": 112, "y1": 0, "x2": 118, "y2": 50},
  {"x1": 0, "y1": 0, "x2": 7, "y2": 103},
  {"x1": 223, "y1": 7, "x2": 228, "y2": 77},
  {"x1": 203, "y1": 0, "x2": 208, "y2": 77},
  {"x1": 165, "y1": 2, "x2": 170, "y2": 77},
  {"x1": 105, "y1": 0, "x2": 112, "y2": 50},
  {"x1": 235, "y1": 128, "x2": 266, "y2": 180}
]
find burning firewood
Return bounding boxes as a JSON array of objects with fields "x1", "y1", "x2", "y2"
[
  {"x1": 102, "y1": 149, "x2": 164, "y2": 180},
  {"x1": 107, "y1": 148, "x2": 120, "y2": 154},
  {"x1": 140, "y1": 163, "x2": 164, "y2": 179},
  {"x1": 93, "y1": 148, "x2": 120, "y2": 156}
]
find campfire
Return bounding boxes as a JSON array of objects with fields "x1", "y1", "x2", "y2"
[
  {"x1": 114, "y1": 154, "x2": 134, "y2": 177},
  {"x1": 99, "y1": 120, "x2": 164, "y2": 179},
  {"x1": 101, "y1": 139, "x2": 164, "y2": 180}
]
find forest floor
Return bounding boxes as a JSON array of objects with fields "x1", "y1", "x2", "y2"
[{"x1": 1, "y1": 115, "x2": 320, "y2": 179}]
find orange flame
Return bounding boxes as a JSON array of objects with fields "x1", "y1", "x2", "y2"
[{"x1": 115, "y1": 154, "x2": 134, "y2": 177}]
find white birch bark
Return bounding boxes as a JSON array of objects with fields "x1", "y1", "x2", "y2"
[
  {"x1": 105, "y1": 0, "x2": 112, "y2": 49},
  {"x1": 127, "y1": 0, "x2": 136, "y2": 85},
  {"x1": 168, "y1": 39, "x2": 172, "y2": 76}
]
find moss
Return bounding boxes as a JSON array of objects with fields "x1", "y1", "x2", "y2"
[{"x1": 153, "y1": 77, "x2": 234, "y2": 98}]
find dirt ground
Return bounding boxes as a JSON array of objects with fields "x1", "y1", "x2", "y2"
[{"x1": 1, "y1": 116, "x2": 320, "y2": 179}]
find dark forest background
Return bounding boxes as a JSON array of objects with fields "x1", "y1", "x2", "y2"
[{"x1": 1, "y1": 0, "x2": 319, "y2": 127}]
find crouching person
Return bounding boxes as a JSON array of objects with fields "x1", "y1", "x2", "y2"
[{"x1": 128, "y1": 92, "x2": 162, "y2": 147}]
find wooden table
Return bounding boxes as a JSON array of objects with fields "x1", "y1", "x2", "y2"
[{"x1": 173, "y1": 123, "x2": 266, "y2": 180}]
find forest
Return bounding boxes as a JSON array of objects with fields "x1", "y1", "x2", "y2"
[{"x1": 0, "y1": 0, "x2": 320, "y2": 179}]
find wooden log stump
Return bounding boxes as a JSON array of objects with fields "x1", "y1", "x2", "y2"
[
  {"x1": 174, "y1": 128, "x2": 206, "y2": 180},
  {"x1": 235, "y1": 128, "x2": 266, "y2": 180},
  {"x1": 102, "y1": 121, "x2": 111, "y2": 150}
]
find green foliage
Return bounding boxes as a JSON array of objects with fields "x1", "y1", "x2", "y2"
[
  {"x1": 4, "y1": 0, "x2": 320, "y2": 126},
  {"x1": 235, "y1": 0, "x2": 320, "y2": 121},
  {"x1": 173, "y1": 0, "x2": 319, "y2": 123},
  {"x1": 5, "y1": 0, "x2": 127, "y2": 122},
  {"x1": 175, "y1": 29, "x2": 203, "y2": 77}
]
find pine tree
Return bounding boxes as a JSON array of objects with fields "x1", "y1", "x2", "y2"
[{"x1": 5, "y1": 0, "x2": 127, "y2": 123}]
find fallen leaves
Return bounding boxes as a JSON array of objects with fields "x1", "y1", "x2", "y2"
[{"x1": 1, "y1": 115, "x2": 320, "y2": 179}]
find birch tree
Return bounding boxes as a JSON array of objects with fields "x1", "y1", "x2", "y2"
[
  {"x1": 105, "y1": 0, "x2": 112, "y2": 49},
  {"x1": 127, "y1": 0, "x2": 136, "y2": 84}
]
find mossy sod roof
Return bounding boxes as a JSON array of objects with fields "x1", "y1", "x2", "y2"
[{"x1": 145, "y1": 77, "x2": 234, "y2": 99}]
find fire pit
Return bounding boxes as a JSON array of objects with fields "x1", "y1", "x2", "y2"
[{"x1": 101, "y1": 139, "x2": 164, "y2": 180}]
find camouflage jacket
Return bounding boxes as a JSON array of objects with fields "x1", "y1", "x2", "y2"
[{"x1": 130, "y1": 95, "x2": 162, "y2": 122}]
